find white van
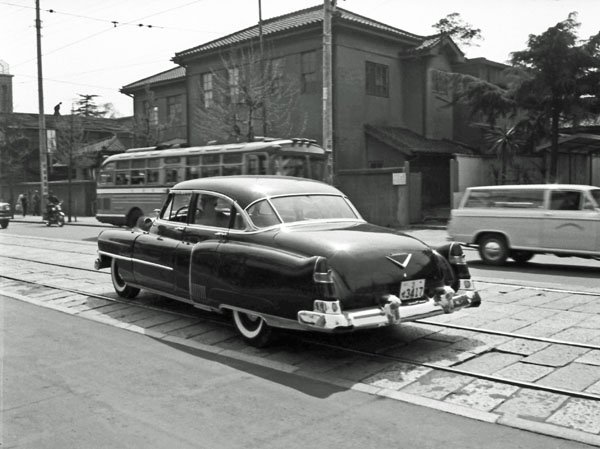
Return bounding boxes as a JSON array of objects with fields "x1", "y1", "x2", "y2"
[{"x1": 447, "y1": 184, "x2": 600, "y2": 265}]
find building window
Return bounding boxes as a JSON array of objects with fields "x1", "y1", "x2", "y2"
[
  {"x1": 301, "y1": 50, "x2": 317, "y2": 94},
  {"x1": 167, "y1": 95, "x2": 183, "y2": 124},
  {"x1": 228, "y1": 67, "x2": 240, "y2": 104},
  {"x1": 202, "y1": 72, "x2": 213, "y2": 108},
  {"x1": 366, "y1": 61, "x2": 389, "y2": 97}
]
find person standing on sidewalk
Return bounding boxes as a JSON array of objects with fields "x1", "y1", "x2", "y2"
[
  {"x1": 32, "y1": 191, "x2": 40, "y2": 216},
  {"x1": 18, "y1": 193, "x2": 27, "y2": 217}
]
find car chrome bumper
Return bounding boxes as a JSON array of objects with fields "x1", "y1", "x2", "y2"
[{"x1": 297, "y1": 288, "x2": 481, "y2": 332}]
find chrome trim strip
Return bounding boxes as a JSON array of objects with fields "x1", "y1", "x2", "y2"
[
  {"x1": 97, "y1": 187, "x2": 169, "y2": 195},
  {"x1": 222, "y1": 305, "x2": 305, "y2": 331},
  {"x1": 97, "y1": 250, "x2": 174, "y2": 272}
]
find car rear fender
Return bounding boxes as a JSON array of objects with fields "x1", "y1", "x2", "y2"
[{"x1": 96, "y1": 229, "x2": 141, "y2": 281}]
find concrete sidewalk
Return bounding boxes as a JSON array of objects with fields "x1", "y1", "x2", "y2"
[{"x1": 9, "y1": 215, "x2": 110, "y2": 227}]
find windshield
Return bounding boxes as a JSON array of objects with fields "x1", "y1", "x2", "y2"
[
  {"x1": 591, "y1": 189, "x2": 600, "y2": 207},
  {"x1": 246, "y1": 194, "x2": 359, "y2": 228}
]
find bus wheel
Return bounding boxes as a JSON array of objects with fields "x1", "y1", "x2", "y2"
[
  {"x1": 111, "y1": 259, "x2": 140, "y2": 299},
  {"x1": 126, "y1": 209, "x2": 143, "y2": 228}
]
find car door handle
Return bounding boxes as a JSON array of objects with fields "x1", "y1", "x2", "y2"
[
  {"x1": 175, "y1": 226, "x2": 185, "y2": 231},
  {"x1": 215, "y1": 231, "x2": 227, "y2": 238}
]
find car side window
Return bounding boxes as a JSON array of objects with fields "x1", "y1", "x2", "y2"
[
  {"x1": 160, "y1": 192, "x2": 192, "y2": 222},
  {"x1": 550, "y1": 191, "x2": 581, "y2": 211},
  {"x1": 193, "y1": 194, "x2": 232, "y2": 228},
  {"x1": 247, "y1": 200, "x2": 280, "y2": 228}
]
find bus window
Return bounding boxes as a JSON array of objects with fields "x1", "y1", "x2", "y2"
[
  {"x1": 98, "y1": 162, "x2": 115, "y2": 185},
  {"x1": 310, "y1": 158, "x2": 325, "y2": 181},
  {"x1": 147, "y1": 169, "x2": 160, "y2": 184},
  {"x1": 165, "y1": 168, "x2": 180, "y2": 184},
  {"x1": 186, "y1": 155, "x2": 201, "y2": 180},
  {"x1": 131, "y1": 170, "x2": 146, "y2": 185},
  {"x1": 115, "y1": 172, "x2": 130, "y2": 185},
  {"x1": 186, "y1": 166, "x2": 201, "y2": 180},
  {"x1": 246, "y1": 154, "x2": 267, "y2": 175},
  {"x1": 202, "y1": 166, "x2": 221, "y2": 177},
  {"x1": 223, "y1": 154, "x2": 243, "y2": 176},
  {"x1": 202, "y1": 153, "x2": 221, "y2": 177},
  {"x1": 276, "y1": 156, "x2": 307, "y2": 177}
]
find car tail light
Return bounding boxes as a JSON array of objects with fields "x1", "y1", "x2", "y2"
[
  {"x1": 313, "y1": 257, "x2": 337, "y2": 298},
  {"x1": 436, "y1": 242, "x2": 470, "y2": 279}
]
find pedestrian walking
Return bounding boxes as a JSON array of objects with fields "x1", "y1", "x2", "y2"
[
  {"x1": 32, "y1": 190, "x2": 40, "y2": 216},
  {"x1": 18, "y1": 193, "x2": 27, "y2": 217}
]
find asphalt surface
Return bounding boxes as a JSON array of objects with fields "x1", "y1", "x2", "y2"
[{"x1": 2, "y1": 215, "x2": 600, "y2": 446}]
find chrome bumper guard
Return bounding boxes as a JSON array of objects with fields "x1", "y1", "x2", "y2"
[{"x1": 297, "y1": 286, "x2": 481, "y2": 332}]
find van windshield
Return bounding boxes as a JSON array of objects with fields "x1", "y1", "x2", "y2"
[{"x1": 591, "y1": 189, "x2": 600, "y2": 207}]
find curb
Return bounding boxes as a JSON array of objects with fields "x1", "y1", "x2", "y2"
[{"x1": 9, "y1": 217, "x2": 110, "y2": 228}]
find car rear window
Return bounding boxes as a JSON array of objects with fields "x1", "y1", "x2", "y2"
[{"x1": 464, "y1": 189, "x2": 545, "y2": 209}]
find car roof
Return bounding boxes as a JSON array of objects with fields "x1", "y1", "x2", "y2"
[
  {"x1": 172, "y1": 176, "x2": 342, "y2": 208},
  {"x1": 467, "y1": 184, "x2": 598, "y2": 191}
]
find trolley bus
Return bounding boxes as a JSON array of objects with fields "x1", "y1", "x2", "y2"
[{"x1": 96, "y1": 138, "x2": 327, "y2": 227}]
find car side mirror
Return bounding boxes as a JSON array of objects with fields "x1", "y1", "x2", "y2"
[{"x1": 140, "y1": 216, "x2": 154, "y2": 232}]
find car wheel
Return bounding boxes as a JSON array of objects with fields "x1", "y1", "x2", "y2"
[
  {"x1": 511, "y1": 250, "x2": 534, "y2": 264},
  {"x1": 478, "y1": 234, "x2": 508, "y2": 265},
  {"x1": 232, "y1": 310, "x2": 273, "y2": 347},
  {"x1": 111, "y1": 258, "x2": 140, "y2": 299},
  {"x1": 0, "y1": 220, "x2": 7, "y2": 229}
]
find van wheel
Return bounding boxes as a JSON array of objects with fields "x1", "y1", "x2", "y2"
[
  {"x1": 478, "y1": 234, "x2": 508, "y2": 265},
  {"x1": 111, "y1": 258, "x2": 140, "y2": 299},
  {"x1": 511, "y1": 250, "x2": 534, "y2": 264}
]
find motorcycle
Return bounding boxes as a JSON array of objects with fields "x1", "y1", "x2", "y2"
[{"x1": 43, "y1": 202, "x2": 65, "y2": 227}]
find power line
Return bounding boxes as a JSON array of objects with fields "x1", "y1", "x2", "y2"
[{"x1": 0, "y1": 1, "x2": 165, "y2": 29}]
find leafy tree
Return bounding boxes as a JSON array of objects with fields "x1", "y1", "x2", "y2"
[
  {"x1": 73, "y1": 94, "x2": 116, "y2": 118},
  {"x1": 132, "y1": 86, "x2": 160, "y2": 147},
  {"x1": 52, "y1": 112, "x2": 94, "y2": 220},
  {"x1": 510, "y1": 12, "x2": 600, "y2": 181},
  {"x1": 0, "y1": 115, "x2": 33, "y2": 207},
  {"x1": 434, "y1": 12, "x2": 600, "y2": 182},
  {"x1": 432, "y1": 13, "x2": 483, "y2": 48},
  {"x1": 481, "y1": 124, "x2": 526, "y2": 184},
  {"x1": 191, "y1": 46, "x2": 306, "y2": 143}
]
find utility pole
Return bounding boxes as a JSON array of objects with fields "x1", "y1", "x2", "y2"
[
  {"x1": 258, "y1": 0, "x2": 267, "y2": 138},
  {"x1": 322, "y1": 0, "x2": 335, "y2": 184},
  {"x1": 35, "y1": 0, "x2": 48, "y2": 213}
]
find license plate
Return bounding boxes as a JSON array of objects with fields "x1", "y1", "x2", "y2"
[{"x1": 399, "y1": 279, "x2": 425, "y2": 301}]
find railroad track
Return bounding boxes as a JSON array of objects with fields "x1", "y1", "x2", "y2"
[{"x1": 2, "y1": 251, "x2": 599, "y2": 404}]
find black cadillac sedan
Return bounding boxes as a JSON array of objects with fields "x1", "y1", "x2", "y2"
[{"x1": 95, "y1": 176, "x2": 480, "y2": 346}]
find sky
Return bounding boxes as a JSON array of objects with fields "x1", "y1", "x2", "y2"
[{"x1": 1, "y1": 0, "x2": 599, "y2": 117}]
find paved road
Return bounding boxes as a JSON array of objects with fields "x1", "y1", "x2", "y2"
[
  {"x1": 2, "y1": 218, "x2": 600, "y2": 447},
  {"x1": 5, "y1": 216, "x2": 600, "y2": 292},
  {"x1": 4, "y1": 297, "x2": 592, "y2": 449}
]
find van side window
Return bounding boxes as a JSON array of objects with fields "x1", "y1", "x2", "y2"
[
  {"x1": 464, "y1": 189, "x2": 544, "y2": 208},
  {"x1": 550, "y1": 191, "x2": 581, "y2": 211}
]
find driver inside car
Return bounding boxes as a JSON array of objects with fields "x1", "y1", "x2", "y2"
[{"x1": 195, "y1": 195, "x2": 229, "y2": 227}]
